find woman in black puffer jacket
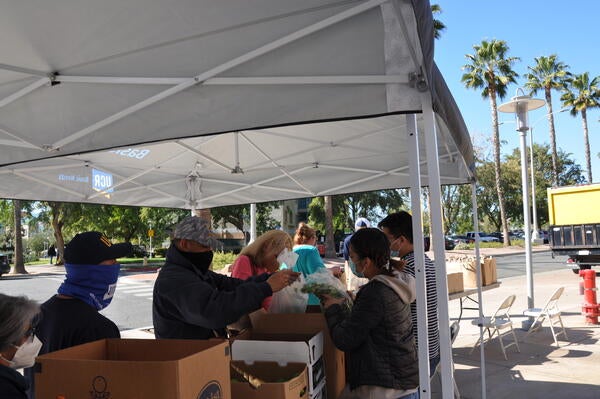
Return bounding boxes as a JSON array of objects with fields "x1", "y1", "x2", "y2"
[{"x1": 322, "y1": 228, "x2": 419, "y2": 399}]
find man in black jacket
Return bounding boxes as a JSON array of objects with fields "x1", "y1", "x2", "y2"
[{"x1": 153, "y1": 216, "x2": 298, "y2": 339}]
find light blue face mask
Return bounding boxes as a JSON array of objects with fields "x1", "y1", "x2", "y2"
[
  {"x1": 390, "y1": 250, "x2": 400, "y2": 257},
  {"x1": 348, "y1": 259, "x2": 365, "y2": 278}
]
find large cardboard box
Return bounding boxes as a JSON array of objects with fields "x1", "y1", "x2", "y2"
[
  {"x1": 238, "y1": 310, "x2": 345, "y2": 399},
  {"x1": 447, "y1": 272, "x2": 464, "y2": 294},
  {"x1": 231, "y1": 361, "x2": 308, "y2": 399},
  {"x1": 231, "y1": 329, "x2": 325, "y2": 395},
  {"x1": 35, "y1": 338, "x2": 230, "y2": 399},
  {"x1": 463, "y1": 257, "x2": 497, "y2": 287}
]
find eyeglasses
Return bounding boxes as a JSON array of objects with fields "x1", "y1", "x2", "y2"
[{"x1": 23, "y1": 325, "x2": 37, "y2": 342}]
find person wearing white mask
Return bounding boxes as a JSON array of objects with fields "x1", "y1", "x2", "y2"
[
  {"x1": 24, "y1": 231, "x2": 132, "y2": 398},
  {"x1": 231, "y1": 229, "x2": 298, "y2": 310},
  {"x1": 0, "y1": 294, "x2": 41, "y2": 399},
  {"x1": 153, "y1": 217, "x2": 299, "y2": 339}
]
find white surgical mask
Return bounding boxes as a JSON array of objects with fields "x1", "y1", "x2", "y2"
[
  {"x1": 277, "y1": 248, "x2": 299, "y2": 268},
  {"x1": 5, "y1": 335, "x2": 42, "y2": 369}
]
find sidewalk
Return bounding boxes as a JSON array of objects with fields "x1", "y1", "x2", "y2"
[{"x1": 433, "y1": 268, "x2": 600, "y2": 399}]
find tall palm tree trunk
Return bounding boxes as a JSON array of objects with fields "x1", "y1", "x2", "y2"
[
  {"x1": 545, "y1": 87, "x2": 559, "y2": 186},
  {"x1": 489, "y1": 93, "x2": 511, "y2": 247},
  {"x1": 11, "y1": 199, "x2": 27, "y2": 274},
  {"x1": 581, "y1": 108, "x2": 593, "y2": 183},
  {"x1": 324, "y1": 195, "x2": 336, "y2": 258}
]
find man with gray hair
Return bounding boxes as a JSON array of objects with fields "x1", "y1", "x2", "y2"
[
  {"x1": 153, "y1": 216, "x2": 299, "y2": 339},
  {"x1": 0, "y1": 294, "x2": 41, "y2": 398}
]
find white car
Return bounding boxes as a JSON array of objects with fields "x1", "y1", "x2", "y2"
[{"x1": 465, "y1": 232, "x2": 500, "y2": 243}]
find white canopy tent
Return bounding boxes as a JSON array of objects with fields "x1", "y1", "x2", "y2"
[{"x1": 0, "y1": 1, "x2": 480, "y2": 397}]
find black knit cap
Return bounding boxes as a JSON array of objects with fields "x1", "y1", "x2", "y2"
[{"x1": 64, "y1": 231, "x2": 132, "y2": 265}]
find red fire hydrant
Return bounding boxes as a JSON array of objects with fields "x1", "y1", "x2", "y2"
[{"x1": 579, "y1": 269, "x2": 600, "y2": 324}]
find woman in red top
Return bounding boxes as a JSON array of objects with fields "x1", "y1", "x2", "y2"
[{"x1": 231, "y1": 230, "x2": 293, "y2": 310}]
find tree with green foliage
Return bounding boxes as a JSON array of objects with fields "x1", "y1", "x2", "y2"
[
  {"x1": 441, "y1": 184, "x2": 472, "y2": 234},
  {"x1": 525, "y1": 55, "x2": 571, "y2": 186},
  {"x1": 210, "y1": 201, "x2": 280, "y2": 238},
  {"x1": 462, "y1": 39, "x2": 519, "y2": 246},
  {"x1": 431, "y1": 4, "x2": 446, "y2": 40},
  {"x1": 561, "y1": 72, "x2": 600, "y2": 183}
]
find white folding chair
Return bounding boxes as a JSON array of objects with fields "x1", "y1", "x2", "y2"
[
  {"x1": 470, "y1": 294, "x2": 520, "y2": 360},
  {"x1": 523, "y1": 286, "x2": 568, "y2": 347}
]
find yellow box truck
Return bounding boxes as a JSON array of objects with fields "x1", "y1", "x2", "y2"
[{"x1": 548, "y1": 184, "x2": 600, "y2": 272}]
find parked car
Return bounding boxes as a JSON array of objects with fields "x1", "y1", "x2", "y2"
[
  {"x1": 449, "y1": 235, "x2": 474, "y2": 245},
  {"x1": 0, "y1": 253, "x2": 11, "y2": 277},
  {"x1": 131, "y1": 245, "x2": 148, "y2": 258},
  {"x1": 423, "y1": 236, "x2": 455, "y2": 251},
  {"x1": 465, "y1": 232, "x2": 500, "y2": 243}
]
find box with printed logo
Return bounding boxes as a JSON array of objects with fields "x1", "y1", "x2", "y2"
[{"x1": 34, "y1": 338, "x2": 230, "y2": 399}]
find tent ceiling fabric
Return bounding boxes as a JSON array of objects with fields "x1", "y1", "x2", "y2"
[{"x1": 0, "y1": 0, "x2": 474, "y2": 208}]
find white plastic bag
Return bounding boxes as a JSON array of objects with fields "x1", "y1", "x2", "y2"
[
  {"x1": 301, "y1": 268, "x2": 353, "y2": 310},
  {"x1": 269, "y1": 275, "x2": 309, "y2": 313}
]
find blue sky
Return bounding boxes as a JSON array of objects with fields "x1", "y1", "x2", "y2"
[{"x1": 434, "y1": 1, "x2": 600, "y2": 182}]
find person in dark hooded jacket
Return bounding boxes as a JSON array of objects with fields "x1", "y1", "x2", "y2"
[
  {"x1": 152, "y1": 216, "x2": 299, "y2": 339},
  {"x1": 322, "y1": 228, "x2": 419, "y2": 399}
]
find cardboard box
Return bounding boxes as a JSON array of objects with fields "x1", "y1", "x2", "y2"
[
  {"x1": 232, "y1": 330, "x2": 325, "y2": 394},
  {"x1": 447, "y1": 272, "x2": 464, "y2": 294},
  {"x1": 35, "y1": 338, "x2": 230, "y2": 399},
  {"x1": 248, "y1": 310, "x2": 345, "y2": 399},
  {"x1": 461, "y1": 257, "x2": 497, "y2": 288},
  {"x1": 231, "y1": 361, "x2": 308, "y2": 399}
]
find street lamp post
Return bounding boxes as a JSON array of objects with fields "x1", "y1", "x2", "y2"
[{"x1": 499, "y1": 90, "x2": 545, "y2": 329}]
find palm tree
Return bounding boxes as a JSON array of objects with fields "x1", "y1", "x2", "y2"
[
  {"x1": 561, "y1": 72, "x2": 600, "y2": 183},
  {"x1": 525, "y1": 55, "x2": 571, "y2": 186},
  {"x1": 431, "y1": 4, "x2": 446, "y2": 39},
  {"x1": 462, "y1": 39, "x2": 519, "y2": 247}
]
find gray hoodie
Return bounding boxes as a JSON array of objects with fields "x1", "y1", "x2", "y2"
[{"x1": 371, "y1": 270, "x2": 416, "y2": 304}]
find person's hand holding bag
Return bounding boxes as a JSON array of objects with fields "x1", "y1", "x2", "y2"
[{"x1": 266, "y1": 269, "x2": 300, "y2": 292}]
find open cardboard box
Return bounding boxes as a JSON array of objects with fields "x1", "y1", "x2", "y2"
[
  {"x1": 231, "y1": 361, "x2": 308, "y2": 399},
  {"x1": 232, "y1": 328, "x2": 325, "y2": 395},
  {"x1": 240, "y1": 309, "x2": 346, "y2": 399},
  {"x1": 34, "y1": 338, "x2": 230, "y2": 399}
]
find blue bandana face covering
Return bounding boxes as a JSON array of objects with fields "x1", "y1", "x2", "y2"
[{"x1": 58, "y1": 263, "x2": 120, "y2": 310}]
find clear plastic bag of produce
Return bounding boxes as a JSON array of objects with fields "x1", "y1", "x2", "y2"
[
  {"x1": 301, "y1": 268, "x2": 353, "y2": 311},
  {"x1": 269, "y1": 274, "x2": 309, "y2": 314}
]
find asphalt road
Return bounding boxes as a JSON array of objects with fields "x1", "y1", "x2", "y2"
[{"x1": 0, "y1": 251, "x2": 574, "y2": 331}]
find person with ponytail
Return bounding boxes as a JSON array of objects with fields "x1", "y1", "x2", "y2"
[
  {"x1": 321, "y1": 228, "x2": 419, "y2": 399},
  {"x1": 292, "y1": 222, "x2": 328, "y2": 305}
]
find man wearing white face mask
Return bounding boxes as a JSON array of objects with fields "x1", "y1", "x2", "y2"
[
  {"x1": 24, "y1": 231, "x2": 132, "y2": 398},
  {"x1": 0, "y1": 294, "x2": 41, "y2": 398}
]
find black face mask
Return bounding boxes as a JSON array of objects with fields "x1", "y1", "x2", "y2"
[{"x1": 181, "y1": 250, "x2": 214, "y2": 272}]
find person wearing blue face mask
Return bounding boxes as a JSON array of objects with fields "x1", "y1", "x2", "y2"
[
  {"x1": 343, "y1": 217, "x2": 370, "y2": 292},
  {"x1": 24, "y1": 232, "x2": 132, "y2": 398}
]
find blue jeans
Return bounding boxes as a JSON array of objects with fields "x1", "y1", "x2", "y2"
[{"x1": 399, "y1": 392, "x2": 419, "y2": 399}]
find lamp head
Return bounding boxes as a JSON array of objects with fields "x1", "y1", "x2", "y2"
[{"x1": 498, "y1": 94, "x2": 545, "y2": 132}]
